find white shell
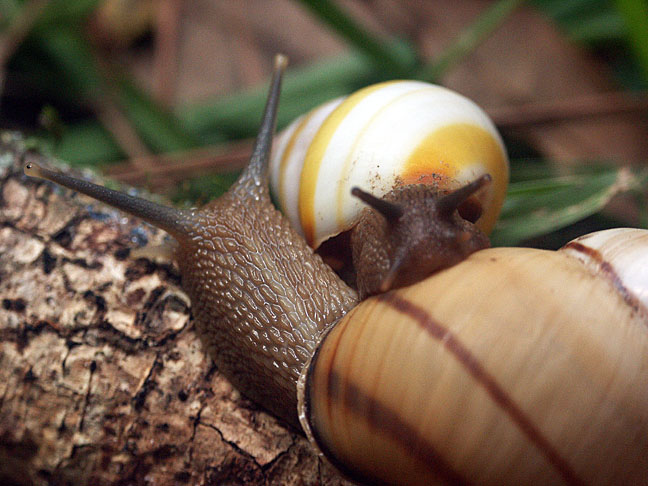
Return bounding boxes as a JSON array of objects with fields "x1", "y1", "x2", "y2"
[
  {"x1": 270, "y1": 80, "x2": 509, "y2": 248},
  {"x1": 270, "y1": 98, "x2": 343, "y2": 230},
  {"x1": 560, "y1": 227, "x2": 648, "y2": 313}
]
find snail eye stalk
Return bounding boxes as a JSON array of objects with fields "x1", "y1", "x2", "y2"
[
  {"x1": 437, "y1": 174, "x2": 492, "y2": 218},
  {"x1": 351, "y1": 187, "x2": 403, "y2": 223}
]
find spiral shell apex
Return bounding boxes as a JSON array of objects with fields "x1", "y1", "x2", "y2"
[{"x1": 270, "y1": 80, "x2": 509, "y2": 248}]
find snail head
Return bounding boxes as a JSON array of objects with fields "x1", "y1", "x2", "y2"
[{"x1": 351, "y1": 174, "x2": 492, "y2": 298}]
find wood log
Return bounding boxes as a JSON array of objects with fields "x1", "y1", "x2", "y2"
[{"x1": 0, "y1": 133, "x2": 350, "y2": 486}]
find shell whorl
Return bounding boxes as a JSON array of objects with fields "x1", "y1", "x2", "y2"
[{"x1": 560, "y1": 227, "x2": 648, "y2": 315}]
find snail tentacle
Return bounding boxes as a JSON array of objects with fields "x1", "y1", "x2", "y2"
[
  {"x1": 436, "y1": 173, "x2": 491, "y2": 220},
  {"x1": 23, "y1": 162, "x2": 194, "y2": 239},
  {"x1": 351, "y1": 187, "x2": 404, "y2": 223},
  {"x1": 235, "y1": 53, "x2": 287, "y2": 193}
]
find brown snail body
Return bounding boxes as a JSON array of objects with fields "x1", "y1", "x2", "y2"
[
  {"x1": 24, "y1": 56, "x2": 648, "y2": 485},
  {"x1": 25, "y1": 56, "x2": 358, "y2": 428}
]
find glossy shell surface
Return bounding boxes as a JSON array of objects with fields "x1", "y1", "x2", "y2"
[
  {"x1": 298, "y1": 242, "x2": 648, "y2": 485},
  {"x1": 270, "y1": 80, "x2": 509, "y2": 248},
  {"x1": 561, "y1": 227, "x2": 648, "y2": 312}
]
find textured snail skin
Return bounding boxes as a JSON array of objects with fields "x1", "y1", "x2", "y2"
[
  {"x1": 298, "y1": 244, "x2": 648, "y2": 486},
  {"x1": 172, "y1": 177, "x2": 357, "y2": 426},
  {"x1": 24, "y1": 56, "x2": 358, "y2": 428}
]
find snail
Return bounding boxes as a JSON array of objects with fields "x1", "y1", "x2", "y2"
[
  {"x1": 269, "y1": 80, "x2": 509, "y2": 295},
  {"x1": 23, "y1": 55, "x2": 648, "y2": 486}
]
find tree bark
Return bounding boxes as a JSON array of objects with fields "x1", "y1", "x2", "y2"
[{"x1": 0, "y1": 133, "x2": 351, "y2": 486}]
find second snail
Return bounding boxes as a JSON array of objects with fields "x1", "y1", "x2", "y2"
[
  {"x1": 24, "y1": 56, "x2": 648, "y2": 486},
  {"x1": 270, "y1": 80, "x2": 509, "y2": 294}
]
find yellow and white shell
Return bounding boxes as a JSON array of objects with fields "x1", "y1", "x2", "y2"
[
  {"x1": 270, "y1": 80, "x2": 509, "y2": 248},
  {"x1": 297, "y1": 228, "x2": 648, "y2": 486}
]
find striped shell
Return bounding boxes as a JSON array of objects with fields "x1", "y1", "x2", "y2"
[
  {"x1": 297, "y1": 228, "x2": 648, "y2": 486},
  {"x1": 561, "y1": 227, "x2": 648, "y2": 311},
  {"x1": 270, "y1": 80, "x2": 509, "y2": 248}
]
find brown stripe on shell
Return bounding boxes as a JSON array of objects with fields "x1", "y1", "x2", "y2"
[
  {"x1": 562, "y1": 241, "x2": 648, "y2": 319},
  {"x1": 330, "y1": 370, "x2": 470, "y2": 486},
  {"x1": 377, "y1": 291, "x2": 585, "y2": 486},
  {"x1": 304, "y1": 316, "x2": 471, "y2": 486}
]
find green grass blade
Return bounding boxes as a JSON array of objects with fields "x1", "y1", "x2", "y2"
[
  {"x1": 54, "y1": 121, "x2": 124, "y2": 166},
  {"x1": 180, "y1": 51, "x2": 378, "y2": 140},
  {"x1": 35, "y1": 26, "x2": 195, "y2": 155},
  {"x1": 533, "y1": 0, "x2": 610, "y2": 24},
  {"x1": 54, "y1": 51, "x2": 376, "y2": 162},
  {"x1": 113, "y1": 76, "x2": 197, "y2": 153},
  {"x1": 614, "y1": 0, "x2": 648, "y2": 82},
  {"x1": 566, "y1": 10, "x2": 625, "y2": 43},
  {"x1": 416, "y1": 0, "x2": 525, "y2": 81},
  {"x1": 36, "y1": 0, "x2": 103, "y2": 27},
  {"x1": 295, "y1": 0, "x2": 417, "y2": 76},
  {"x1": 532, "y1": 0, "x2": 626, "y2": 43},
  {"x1": 182, "y1": 0, "x2": 522, "y2": 140},
  {"x1": 0, "y1": 0, "x2": 26, "y2": 26},
  {"x1": 491, "y1": 166, "x2": 644, "y2": 246},
  {"x1": 35, "y1": 25, "x2": 103, "y2": 95}
]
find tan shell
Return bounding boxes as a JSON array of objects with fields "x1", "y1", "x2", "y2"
[{"x1": 298, "y1": 245, "x2": 648, "y2": 485}]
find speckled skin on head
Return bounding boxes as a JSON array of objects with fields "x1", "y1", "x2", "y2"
[{"x1": 351, "y1": 176, "x2": 491, "y2": 299}]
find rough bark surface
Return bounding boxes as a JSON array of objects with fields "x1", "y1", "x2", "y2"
[{"x1": 0, "y1": 133, "x2": 351, "y2": 486}]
